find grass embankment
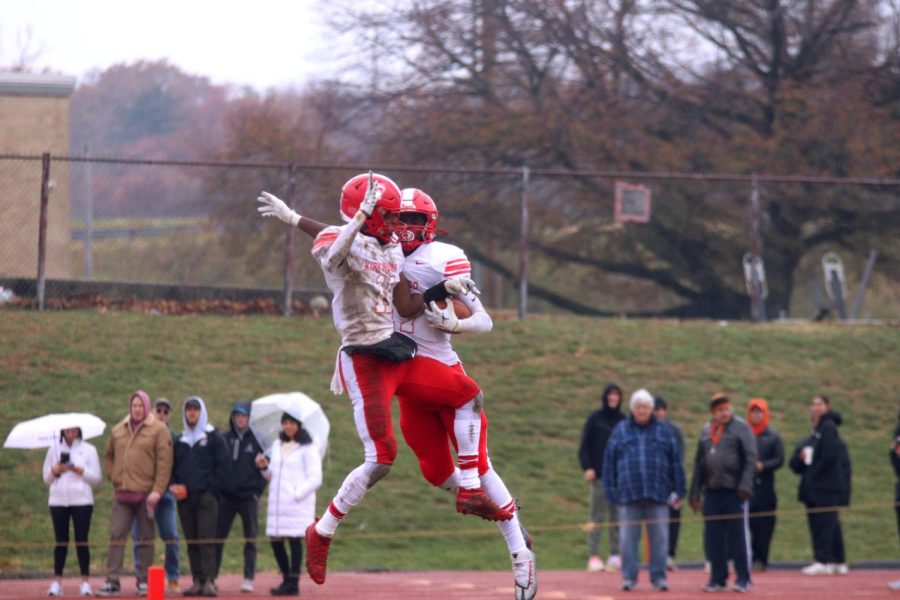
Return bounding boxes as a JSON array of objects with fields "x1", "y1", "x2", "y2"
[{"x1": 0, "y1": 311, "x2": 897, "y2": 575}]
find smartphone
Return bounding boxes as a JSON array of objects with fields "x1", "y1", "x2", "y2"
[{"x1": 60, "y1": 451, "x2": 71, "y2": 465}]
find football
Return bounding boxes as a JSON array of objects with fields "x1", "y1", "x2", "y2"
[{"x1": 434, "y1": 296, "x2": 472, "y2": 319}]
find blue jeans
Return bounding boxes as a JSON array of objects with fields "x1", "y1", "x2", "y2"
[
  {"x1": 618, "y1": 501, "x2": 669, "y2": 586},
  {"x1": 132, "y1": 491, "x2": 180, "y2": 581}
]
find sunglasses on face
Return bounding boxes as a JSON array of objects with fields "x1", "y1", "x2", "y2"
[{"x1": 156, "y1": 408, "x2": 170, "y2": 415}]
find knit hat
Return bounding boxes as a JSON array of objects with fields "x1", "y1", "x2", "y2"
[
  {"x1": 654, "y1": 396, "x2": 668, "y2": 410},
  {"x1": 629, "y1": 388, "x2": 654, "y2": 410},
  {"x1": 155, "y1": 397, "x2": 172, "y2": 410},
  {"x1": 709, "y1": 392, "x2": 730, "y2": 411}
]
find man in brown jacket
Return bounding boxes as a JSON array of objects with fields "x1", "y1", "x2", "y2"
[{"x1": 98, "y1": 390, "x2": 173, "y2": 597}]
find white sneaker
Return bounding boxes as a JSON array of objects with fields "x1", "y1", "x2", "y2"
[
  {"x1": 802, "y1": 562, "x2": 833, "y2": 575},
  {"x1": 240, "y1": 579, "x2": 254, "y2": 593},
  {"x1": 888, "y1": 579, "x2": 900, "y2": 591},
  {"x1": 47, "y1": 581, "x2": 62, "y2": 596},
  {"x1": 830, "y1": 563, "x2": 849, "y2": 575},
  {"x1": 667, "y1": 556, "x2": 678, "y2": 571},
  {"x1": 605, "y1": 555, "x2": 621, "y2": 572},
  {"x1": 79, "y1": 581, "x2": 93, "y2": 596},
  {"x1": 587, "y1": 556, "x2": 605, "y2": 572},
  {"x1": 511, "y1": 549, "x2": 537, "y2": 600}
]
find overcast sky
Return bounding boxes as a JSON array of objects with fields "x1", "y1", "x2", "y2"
[{"x1": 0, "y1": 0, "x2": 338, "y2": 90}]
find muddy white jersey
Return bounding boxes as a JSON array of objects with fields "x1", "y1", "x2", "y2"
[
  {"x1": 312, "y1": 225, "x2": 404, "y2": 348},
  {"x1": 394, "y1": 241, "x2": 472, "y2": 365}
]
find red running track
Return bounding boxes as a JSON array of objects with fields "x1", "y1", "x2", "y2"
[{"x1": 0, "y1": 568, "x2": 897, "y2": 599}]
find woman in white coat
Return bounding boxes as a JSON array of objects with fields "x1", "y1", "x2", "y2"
[
  {"x1": 256, "y1": 413, "x2": 322, "y2": 596},
  {"x1": 42, "y1": 427, "x2": 103, "y2": 597}
]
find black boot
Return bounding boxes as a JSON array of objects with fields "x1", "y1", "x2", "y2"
[{"x1": 270, "y1": 576, "x2": 299, "y2": 596}]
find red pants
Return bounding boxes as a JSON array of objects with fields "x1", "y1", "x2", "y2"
[{"x1": 338, "y1": 352, "x2": 480, "y2": 465}]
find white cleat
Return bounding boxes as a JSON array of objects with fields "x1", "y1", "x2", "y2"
[{"x1": 511, "y1": 548, "x2": 537, "y2": 600}]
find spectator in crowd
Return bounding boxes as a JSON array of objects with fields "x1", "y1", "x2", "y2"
[
  {"x1": 43, "y1": 427, "x2": 102, "y2": 597},
  {"x1": 578, "y1": 382, "x2": 625, "y2": 573},
  {"x1": 789, "y1": 394, "x2": 851, "y2": 576},
  {"x1": 603, "y1": 389, "x2": 685, "y2": 592},
  {"x1": 98, "y1": 390, "x2": 173, "y2": 597},
  {"x1": 171, "y1": 396, "x2": 229, "y2": 597},
  {"x1": 131, "y1": 398, "x2": 181, "y2": 591},
  {"x1": 889, "y1": 408, "x2": 900, "y2": 591},
  {"x1": 689, "y1": 393, "x2": 756, "y2": 593},
  {"x1": 215, "y1": 399, "x2": 268, "y2": 594},
  {"x1": 256, "y1": 413, "x2": 323, "y2": 596},
  {"x1": 654, "y1": 396, "x2": 685, "y2": 571},
  {"x1": 747, "y1": 397, "x2": 784, "y2": 571}
]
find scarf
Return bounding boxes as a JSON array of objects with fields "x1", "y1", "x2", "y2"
[
  {"x1": 709, "y1": 420, "x2": 726, "y2": 446},
  {"x1": 748, "y1": 397, "x2": 770, "y2": 437}
]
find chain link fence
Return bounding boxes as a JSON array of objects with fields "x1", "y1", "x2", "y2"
[{"x1": 1, "y1": 154, "x2": 898, "y2": 319}]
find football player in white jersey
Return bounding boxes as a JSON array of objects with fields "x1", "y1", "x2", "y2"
[
  {"x1": 256, "y1": 174, "x2": 513, "y2": 587},
  {"x1": 394, "y1": 188, "x2": 536, "y2": 600}
]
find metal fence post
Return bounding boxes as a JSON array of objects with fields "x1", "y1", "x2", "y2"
[
  {"x1": 83, "y1": 144, "x2": 94, "y2": 280},
  {"x1": 518, "y1": 166, "x2": 530, "y2": 320},
  {"x1": 282, "y1": 165, "x2": 298, "y2": 316},
  {"x1": 747, "y1": 174, "x2": 766, "y2": 322},
  {"x1": 36, "y1": 153, "x2": 51, "y2": 310}
]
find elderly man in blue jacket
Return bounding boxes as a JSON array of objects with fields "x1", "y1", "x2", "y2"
[{"x1": 603, "y1": 389, "x2": 686, "y2": 592}]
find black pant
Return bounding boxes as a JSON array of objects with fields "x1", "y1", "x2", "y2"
[
  {"x1": 50, "y1": 505, "x2": 93, "y2": 577},
  {"x1": 214, "y1": 495, "x2": 259, "y2": 580},
  {"x1": 703, "y1": 489, "x2": 750, "y2": 586},
  {"x1": 749, "y1": 493, "x2": 777, "y2": 566},
  {"x1": 178, "y1": 491, "x2": 219, "y2": 583},
  {"x1": 805, "y1": 497, "x2": 845, "y2": 564},
  {"x1": 668, "y1": 506, "x2": 680, "y2": 558},
  {"x1": 270, "y1": 538, "x2": 303, "y2": 579}
]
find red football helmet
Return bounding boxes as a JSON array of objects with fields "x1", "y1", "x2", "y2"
[
  {"x1": 340, "y1": 173, "x2": 403, "y2": 243},
  {"x1": 397, "y1": 187, "x2": 442, "y2": 253}
]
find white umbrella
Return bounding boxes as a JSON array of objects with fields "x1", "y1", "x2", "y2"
[
  {"x1": 3, "y1": 413, "x2": 107, "y2": 449},
  {"x1": 250, "y1": 392, "x2": 330, "y2": 459}
]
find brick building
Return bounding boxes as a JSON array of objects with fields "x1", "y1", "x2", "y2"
[{"x1": 0, "y1": 72, "x2": 76, "y2": 278}]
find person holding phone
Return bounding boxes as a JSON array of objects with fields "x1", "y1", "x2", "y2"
[
  {"x1": 42, "y1": 427, "x2": 102, "y2": 597},
  {"x1": 256, "y1": 413, "x2": 323, "y2": 596}
]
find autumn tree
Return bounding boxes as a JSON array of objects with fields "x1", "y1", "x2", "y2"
[{"x1": 323, "y1": 0, "x2": 899, "y2": 317}]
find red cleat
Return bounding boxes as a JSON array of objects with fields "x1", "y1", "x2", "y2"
[
  {"x1": 305, "y1": 518, "x2": 332, "y2": 585},
  {"x1": 456, "y1": 487, "x2": 515, "y2": 521}
]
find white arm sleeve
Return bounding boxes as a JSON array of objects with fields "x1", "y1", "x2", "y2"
[
  {"x1": 323, "y1": 211, "x2": 367, "y2": 271},
  {"x1": 454, "y1": 292, "x2": 493, "y2": 334},
  {"x1": 81, "y1": 444, "x2": 103, "y2": 487}
]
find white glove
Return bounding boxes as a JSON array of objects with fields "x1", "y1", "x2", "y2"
[
  {"x1": 425, "y1": 300, "x2": 462, "y2": 333},
  {"x1": 444, "y1": 277, "x2": 480, "y2": 296},
  {"x1": 257, "y1": 191, "x2": 301, "y2": 226},
  {"x1": 358, "y1": 171, "x2": 383, "y2": 217}
]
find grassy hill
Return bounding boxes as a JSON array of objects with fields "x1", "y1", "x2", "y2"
[{"x1": 0, "y1": 310, "x2": 897, "y2": 575}]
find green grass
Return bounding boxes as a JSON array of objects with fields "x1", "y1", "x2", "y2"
[{"x1": 0, "y1": 311, "x2": 897, "y2": 575}]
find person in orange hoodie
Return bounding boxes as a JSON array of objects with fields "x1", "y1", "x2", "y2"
[{"x1": 747, "y1": 398, "x2": 784, "y2": 571}]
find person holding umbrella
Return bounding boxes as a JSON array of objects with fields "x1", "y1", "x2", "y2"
[
  {"x1": 42, "y1": 426, "x2": 102, "y2": 597},
  {"x1": 255, "y1": 413, "x2": 323, "y2": 596}
]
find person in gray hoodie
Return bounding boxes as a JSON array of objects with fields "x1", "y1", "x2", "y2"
[
  {"x1": 689, "y1": 393, "x2": 757, "y2": 593},
  {"x1": 214, "y1": 399, "x2": 268, "y2": 593},
  {"x1": 578, "y1": 382, "x2": 625, "y2": 572}
]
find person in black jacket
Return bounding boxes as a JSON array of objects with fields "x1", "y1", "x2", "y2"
[
  {"x1": 170, "y1": 396, "x2": 229, "y2": 597},
  {"x1": 889, "y1": 409, "x2": 900, "y2": 591},
  {"x1": 746, "y1": 397, "x2": 784, "y2": 571},
  {"x1": 578, "y1": 382, "x2": 625, "y2": 572},
  {"x1": 789, "y1": 394, "x2": 850, "y2": 576},
  {"x1": 214, "y1": 399, "x2": 268, "y2": 594}
]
